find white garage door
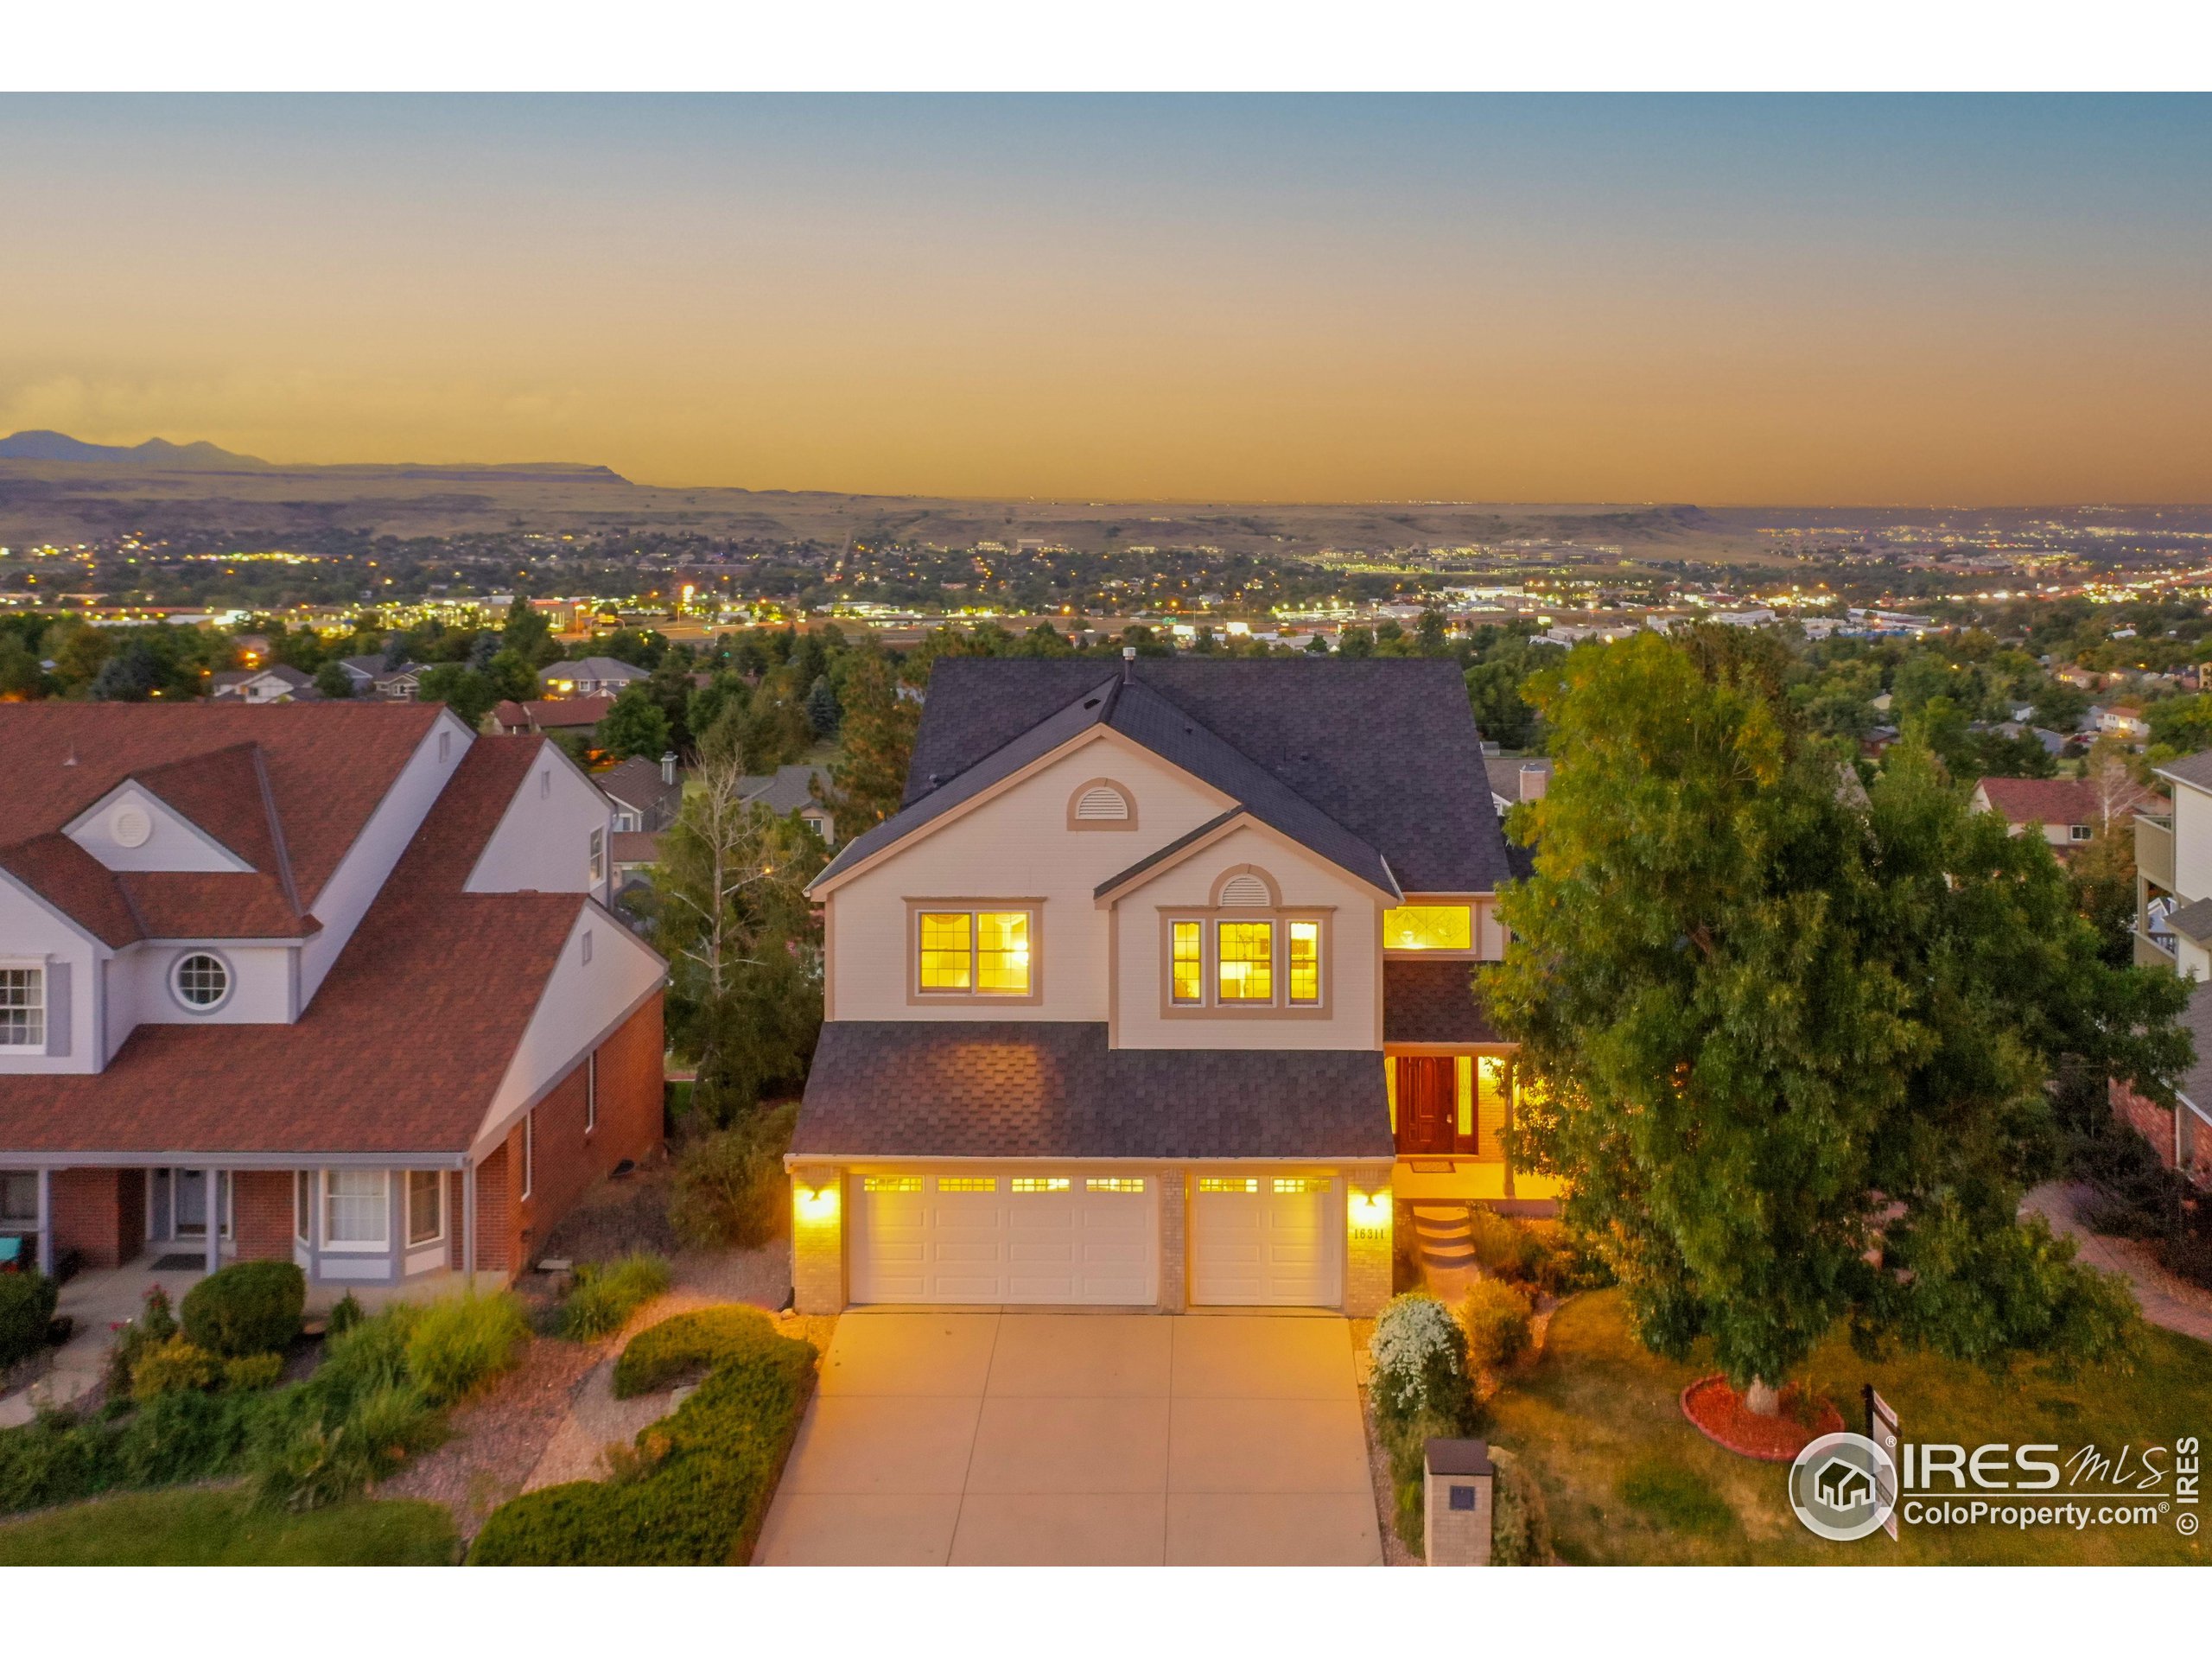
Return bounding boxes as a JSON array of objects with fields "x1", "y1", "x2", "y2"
[
  {"x1": 849, "y1": 1172, "x2": 1157, "y2": 1305},
  {"x1": 1191, "y1": 1174, "x2": 1341, "y2": 1306}
]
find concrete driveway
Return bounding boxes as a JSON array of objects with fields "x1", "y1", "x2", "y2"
[{"x1": 756, "y1": 1312, "x2": 1383, "y2": 1566}]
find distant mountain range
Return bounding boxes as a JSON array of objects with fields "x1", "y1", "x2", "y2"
[{"x1": 0, "y1": 429, "x2": 622, "y2": 480}]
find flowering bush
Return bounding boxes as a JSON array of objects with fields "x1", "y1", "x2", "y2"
[{"x1": 1368, "y1": 1293, "x2": 1469, "y2": 1422}]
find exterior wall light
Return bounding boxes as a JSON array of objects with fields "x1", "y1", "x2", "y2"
[
  {"x1": 1347, "y1": 1187, "x2": 1392, "y2": 1236},
  {"x1": 794, "y1": 1180, "x2": 839, "y2": 1222}
]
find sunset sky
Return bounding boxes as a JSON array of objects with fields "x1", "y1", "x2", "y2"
[{"x1": 4, "y1": 93, "x2": 2209, "y2": 505}]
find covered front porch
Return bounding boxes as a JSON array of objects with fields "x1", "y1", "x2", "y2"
[{"x1": 1382, "y1": 1045, "x2": 1565, "y2": 1209}]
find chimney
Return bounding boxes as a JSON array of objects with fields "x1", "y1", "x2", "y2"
[
  {"x1": 1520, "y1": 762, "x2": 1548, "y2": 802},
  {"x1": 1122, "y1": 645, "x2": 1136, "y2": 683},
  {"x1": 660, "y1": 751, "x2": 677, "y2": 787}
]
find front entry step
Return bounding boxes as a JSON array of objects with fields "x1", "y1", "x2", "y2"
[{"x1": 1408, "y1": 1202, "x2": 1475, "y2": 1270}]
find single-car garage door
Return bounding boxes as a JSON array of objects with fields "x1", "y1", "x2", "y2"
[
  {"x1": 849, "y1": 1172, "x2": 1158, "y2": 1305},
  {"x1": 1191, "y1": 1174, "x2": 1342, "y2": 1306}
]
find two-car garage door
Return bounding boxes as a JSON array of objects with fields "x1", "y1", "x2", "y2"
[
  {"x1": 849, "y1": 1173, "x2": 1158, "y2": 1305},
  {"x1": 846, "y1": 1170, "x2": 1343, "y2": 1308}
]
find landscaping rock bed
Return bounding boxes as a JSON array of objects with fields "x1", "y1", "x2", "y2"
[{"x1": 1679, "y1": 1373, "x2": 1842, "y2": 1462}]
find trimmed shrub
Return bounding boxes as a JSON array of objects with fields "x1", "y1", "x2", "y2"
[
  {"x1": 1369, "y1": 1294, "x2": 1471, "y2": 1425},
  {"x1": 223, "y1": 1352, "x2": 287, "y2": 1392},
  {"x1": 105, "y1": 1285, "x2": 179, "y2": 1396},
  {"x1": 561, "y1": 1253, "x2": 674, "y2": 1341},
  {"x1": 612, "y1": 1304, "x2": 772, "y2": 1397},
  {"x1": 130, "y1": 1338, "x2": 223, "y2": 1402},
  {"x1": 1466, "y1": 1207, "x2": 1547, "y2": 1281},
  {"x1": 469, "y1": 1306, "x2": 816, "y2": 1565},
  {"x1": 667, "y1": 1103, "x2": 798, "y2": 1249},
  {"x1": 403, "y1": 1292, "x2": 530, "y2": 1406},
  {"x1": 1490, "y1": 1446, "x2": 1553, "y2": 1565},
  {"x1": 181, "y1": 1261, "x2": 305, "y2": 1357},
  {"x1": 0, "y1": 1272, "x2": 59, "y2": 1369},
  {"x1": 326, "y1": 1292, "x2": 365, "y2": 1338},
  {"x1": 1459, "y1": 1277, "x2": 1534, "y2": 1371}
]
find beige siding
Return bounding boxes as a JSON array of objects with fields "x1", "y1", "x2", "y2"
[
  {"x1": 1110, "y1": 822, "x2": 1383, "y2": 1051},
  {"x1": 826, "y1": 733, "x2": 1230, "y2": 1023},
  {"x1": 2176, "y1": 782, "x2": 2212, "y2": 906}
]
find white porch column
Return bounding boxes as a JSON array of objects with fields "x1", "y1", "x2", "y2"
[
  {"x1": 461, "y1": 1161, "x2": 477, "y2": 1288},
  {"x1": 35, "y1": 1169, "x2": 52, "y2": 1277},
  {"x1": 204, "y1": 1167, "x2": 221, "y2": 1274}
]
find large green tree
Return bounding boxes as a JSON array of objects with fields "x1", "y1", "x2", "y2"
[
  {"x1": 1487, "y1": 629, "x2": 2183, "y2": 1408},
  {"x1": 645, "y1": 749, "x2": 828, "y2": 1126}
]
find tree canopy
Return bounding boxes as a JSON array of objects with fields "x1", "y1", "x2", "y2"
[{"x1": 1486, "y1": 628, "x2": 2186, "y2": 1399}]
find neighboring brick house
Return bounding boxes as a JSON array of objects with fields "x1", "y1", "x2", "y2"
[
  {"x1": 491, "y1": 695, "x2": 613, "y2": 738},
  {"x1": 2109, "y1": 982, "x2": 2212, "y2": 1188},
  {"x1": 1969, "y1": 776, "x2": 2161, "y2": 852},
  {"x1": 785, "y1": 657, "x2": 1546, "y2": 1320},
  {"x1": 0, "y1": 702, "x2": 666, "y2": 1295}
]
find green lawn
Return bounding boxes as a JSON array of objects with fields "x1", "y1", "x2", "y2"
[
  {"x1": 0, "y1": 1484, "x2": 457, "y2": 1567},
  {"x1": 1485, "y1": 1289, "x2": 2209, "y2": 1566}
]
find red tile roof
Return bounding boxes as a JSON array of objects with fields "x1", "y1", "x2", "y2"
[
  {"x1": 0, "y1": 735, "x2": 602, "y2": 1157},
  {"x1": 1974, "y1": 775, "x2": 2162, "y2": 827},
  {"x1": 3, "y1": 703, "x2": 442, "y2": 912}
]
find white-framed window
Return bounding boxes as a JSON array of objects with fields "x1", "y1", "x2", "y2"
[
  {"x1": 582, "y1": 929, "x2": 594, "y2": 966},
  {"x1": 0, "y1": 1170, "x2": 38, "y2": 1225},
  {"x1": 323, "y1": 1169, "x2": 390, "y2": 1250},
  {"x1": 408, "y1": 1171, "x2": 444, "y2": 1247},
  {"x1": 294, "y1": 1169, "x2": 311, "y2": 1246},
  {"x1": 171, "y1": 951, "x2": 232, "y2": 1013},
  {"x1": 585, "y1": 1052, "x2": 598, "y2": 1135},
  {"x1": 521, "y1": 1111, "x2": 535, "y2": 1200},
  {"x1": 589, "y1": 827, "x2": 606, "y2": 885},
  {"x1": 2069, "y1": 823, "x2": 2094, "y2": 843},
  {"x1": 0, "y1": 968, "x2": 44, "y2": 1048},
  {"x1": 438, "y1": 730, "x2": 453, "y2": 765}
]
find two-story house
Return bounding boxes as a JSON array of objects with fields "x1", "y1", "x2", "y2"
[
  {"x1": 0, "y1": 702, "x2": 667, "y2": 1294},
  {"x1": 785, "y1": 656, "x2": 1546, "y2": 1319},
  {"x1": 2122, "y1": 749, "x2": 2212, "y2": 1186}
]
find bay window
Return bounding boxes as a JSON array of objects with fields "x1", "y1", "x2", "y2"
[
  {"x1": 323, "y1": 1170, "x2": 389, "y2": 1250},
  {"x1": 408, "y1": 1171, "x2": 444, "y2": 1247}
]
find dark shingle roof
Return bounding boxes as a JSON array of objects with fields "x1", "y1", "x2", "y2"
[
  {"x1": 2177, "y1": 979, "x2": 2212, "y2": 1118},
  {"x1": 2169, "y1": 897, "x2": 2212, "y2": 948},
  {"x1": 790, "y1": 1021, "x2": 1395, "y2": 1161},
  {"x1": 1382, "y1": 961, "x2": 1503, "y2": 1045},
  {"x1": 2158, "y1": 751, "x2": 2212, "y2": 794},
  {"x1": 900, "y1": 658, "x2": 1507, "y2": 893}
]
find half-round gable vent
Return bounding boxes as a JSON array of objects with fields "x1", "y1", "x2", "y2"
[
  {"x1": 1074, "y1": 785, "x2": 1131, "y2": 822},
  {"x1": 1219, "y1": 873, "x2": 1271, "y2": 906}
]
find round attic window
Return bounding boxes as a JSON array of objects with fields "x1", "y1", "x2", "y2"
[
  {"x1": 172, "y1": 952, "x2": 232, "y2": 1013},
  {"x1": 111, "y1": 804, "x2": 152, "y2": 849}
]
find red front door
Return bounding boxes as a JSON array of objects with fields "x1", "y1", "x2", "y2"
[{"x1": 1396, "y1": 1057, "x2": 1456, "y2": 1155}]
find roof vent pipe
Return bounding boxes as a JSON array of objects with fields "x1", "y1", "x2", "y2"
[{"x1": 1122, "y1": 645, "x2": 1136, "y2": 682}]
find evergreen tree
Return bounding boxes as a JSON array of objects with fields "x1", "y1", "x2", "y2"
[
  {"x1": 1488, "y1": 628, "x2": 2183, "y2": 1409},
  {"x1": 820, "y1": 650, "x2": 920, "y2": 835},
  {"x1": 313, "y1": 660, "x2": 355, "y2": 699},
  {"x1": 804, "y1": 673, "x2": 842, "y2": 738}
]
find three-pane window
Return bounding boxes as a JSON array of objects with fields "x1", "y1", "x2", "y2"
[{"x1": 1167, "y1": 917, "x2": 1326, "y2": 1010}]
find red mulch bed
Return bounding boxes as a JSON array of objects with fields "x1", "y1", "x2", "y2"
[{"x1": 1680, "y1": 1374, "x2": 1845, "y2": 1462}]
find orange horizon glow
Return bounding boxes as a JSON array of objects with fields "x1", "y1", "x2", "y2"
[{"x1": 6, "y1": 95, "x2": 2212, "y2": 506}]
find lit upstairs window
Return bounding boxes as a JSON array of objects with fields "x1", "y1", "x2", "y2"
[
  {"x1": 1383, "y1": 905, "x2": 1472, "y2": 950},
  {"x1": 918, "y1": 912, "x2": 974, "y2": 990},
  {"x1": 1171, "y1": 921, "x2": 1203, "y2": 1004},
  {"x1": 1288, "y1": 919, "x2": 1321, "y2": 1003},
  {"x1": 976, "y1": 911, "x2": 1032, "y2": 994},
  {"x1": 1217, "y1": 920, "x2": 1274, "y2": 1001}
]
